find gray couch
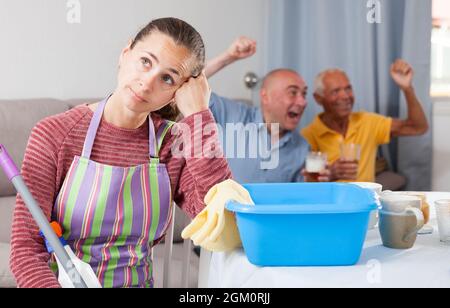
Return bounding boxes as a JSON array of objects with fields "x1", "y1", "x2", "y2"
[
  {"x1": 0, "y1": 98, "x2": 78, "y2": 287},
  {"x1": 0, "y1": 98, "x2": 197, "y2": 288}
]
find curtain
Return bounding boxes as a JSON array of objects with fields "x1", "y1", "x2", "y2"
[{"x1": 265, "y1": 0, "x2": 432, "y2": 190}]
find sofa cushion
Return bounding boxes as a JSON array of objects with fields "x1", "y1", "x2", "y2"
[
  {"x1": 0, "y1": 196, "x2": 15, "y2": 244},
  {"x1": 66, "y1": 98, "x2": 100, "y2": 109},
  {"x1": 0, "y1": 99, "x2": 71, "y2": 196},
  {"x1": 0, "y1": 243, "x2": 16, "y2": 288}
]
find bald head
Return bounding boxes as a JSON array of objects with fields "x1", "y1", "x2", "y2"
[
  {"x1": 259, "y1": 68, "x2": 307, "y2": 134},
  {"x1": 261, "y1": 69, "x2": 303, "y2": 91}
]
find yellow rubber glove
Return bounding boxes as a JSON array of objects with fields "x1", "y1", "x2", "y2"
[{"x1": 181, "y1": 179, "x2": 254, "y2": 252}]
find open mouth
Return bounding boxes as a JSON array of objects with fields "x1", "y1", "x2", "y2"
[{"x1": 288, "y1": 111, "x2": 301, "y2": 119}]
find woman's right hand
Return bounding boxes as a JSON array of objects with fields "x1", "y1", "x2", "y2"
[{"x1": 175, "y1": 71, "x2": 211, "y2": 118}]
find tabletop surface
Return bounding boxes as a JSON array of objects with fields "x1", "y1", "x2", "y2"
[{"x1": 206, "y1": 192, "x2": 450, "y2": 288}]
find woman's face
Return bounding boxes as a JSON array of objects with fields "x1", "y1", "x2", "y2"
[{"x1": 116, "y1": 31, "x2": 195, "y2": 114}]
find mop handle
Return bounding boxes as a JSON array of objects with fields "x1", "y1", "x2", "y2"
[{"x1": 0, "y1": 144, "x2": 87, "y2": 288}]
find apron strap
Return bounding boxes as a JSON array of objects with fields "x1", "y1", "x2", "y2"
[
  {"x1": 148, "y1": 115, "x2": 158, "y2": 159},
  {"x1": 81, "y1": 97, "x2": 108, "y2": 158},
  {"x1": 82, "y1": 95, "x2": 163, "y2": 160},
  {"x1": 155, "y1": 120, "x2": 175, "y2": 157}
]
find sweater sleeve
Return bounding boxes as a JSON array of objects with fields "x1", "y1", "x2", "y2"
[
  {"x1": 161, "y1": 110, "x2": 233, "y2": 218},
  {"x1": 9, "y1": 119, "x2": 64, "y2": 288}
]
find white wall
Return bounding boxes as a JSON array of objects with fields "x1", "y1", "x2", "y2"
[
  {"x1": 432, "y1": 99, "x2": 450, "y2": 192},
  {"x1": 0, "y1": 0, "x2": 268, "y2": 100}
]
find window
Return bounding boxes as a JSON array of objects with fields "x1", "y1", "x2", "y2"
[{"x1": 431, "y1": 0, "x2": 450, "y2": 97}]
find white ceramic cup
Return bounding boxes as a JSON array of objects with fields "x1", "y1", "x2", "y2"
[
  {"x1": 379, "y1": 194, "x2": 424, "y2": 249},
  {"x1": 381, "y1": 191, "x2": 433, "y2": 234},
  {"x1": 350, "y1": 182, "x2": 382, "y2": 229},
  {"x1": 380, "y1": 194, "x2": 422, "y2": 213}
]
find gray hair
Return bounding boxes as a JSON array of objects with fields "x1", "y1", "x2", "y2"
[{"x1": 314, "y1": 68, "x2": 348, "y2": 96}]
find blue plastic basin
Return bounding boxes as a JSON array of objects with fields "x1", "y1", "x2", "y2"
[{"x1": 225, "y1": 183, "x2": 377, "y2": 266}]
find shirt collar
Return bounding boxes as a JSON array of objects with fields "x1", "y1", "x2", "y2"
[
  {"x1": 278, "y1": 131, "x2": 293, "y2": 148},
  {"x1": 311, "y1": 112, "x2": 363, "y2": 138}
]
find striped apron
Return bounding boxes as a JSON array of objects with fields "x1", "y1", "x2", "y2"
[{"x1": 52, "y1": 97, "x2": 174, "y2": 288}]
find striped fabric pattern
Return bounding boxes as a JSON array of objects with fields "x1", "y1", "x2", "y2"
[
  {"x1": 10, "y1": 102, "x2": 232, "y2": 288},
  {"x1": 52, "y1": 98, "x2": 174, "y2": 288}
]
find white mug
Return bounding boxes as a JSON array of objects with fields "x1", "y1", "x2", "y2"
[
  {"x1": 380, "y1": 194, "x2": 421, "y2": 213},
  {"x1": 350, "y1": 182, "x2": 383, "y2": 229},
  {"x1": 379, "y1": 194, "x2": 424, "y2": 249}
]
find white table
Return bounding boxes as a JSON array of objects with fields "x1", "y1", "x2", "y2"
[{"x1": 203, "y1": 192, "x2": 450, "y2": 288}]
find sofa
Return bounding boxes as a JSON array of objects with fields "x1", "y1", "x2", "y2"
[{"x1": 0, "y1": 98, "x2": 198, "y2": 288}]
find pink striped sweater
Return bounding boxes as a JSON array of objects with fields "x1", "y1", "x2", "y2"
[{"x1": 9, "y1": 104, "x2": 232, "y2": 288}]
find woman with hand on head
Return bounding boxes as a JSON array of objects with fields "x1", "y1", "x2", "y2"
[{"x1": 10, "y1": 17, "x2": 231, "y2": 288}]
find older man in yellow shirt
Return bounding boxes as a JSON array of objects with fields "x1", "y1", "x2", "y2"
[{"x1": 301, "y1": 60, "x2": 429, "y2": 182}]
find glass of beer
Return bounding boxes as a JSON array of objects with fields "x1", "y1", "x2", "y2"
[
  {"x1": 340, "y1": 143, "x2": 361, "y2": 162},
  {"x1": 305, "y1": 152, "x2": 327, "y2": 182}
]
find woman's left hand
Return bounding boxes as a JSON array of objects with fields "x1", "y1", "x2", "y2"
[{"x1": 175, "y1": 71, "x2": 211, "y2": 118}]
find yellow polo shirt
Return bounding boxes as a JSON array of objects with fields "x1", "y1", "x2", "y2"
[{"x1": 301, "y1": 112, "x2": 392, "y2": 182}]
